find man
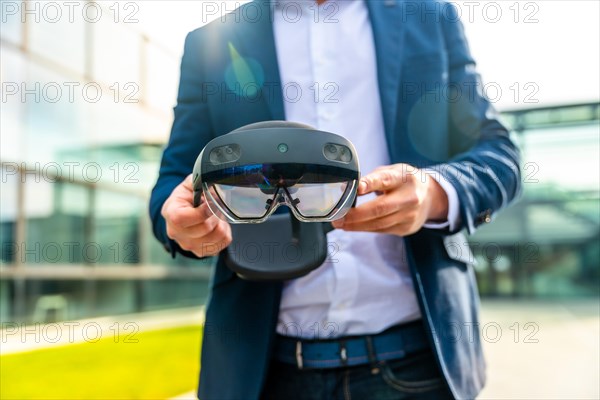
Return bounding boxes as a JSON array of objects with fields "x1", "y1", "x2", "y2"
[{"x1": 150, "y1": 0, "x2": 521, "y2": 399}]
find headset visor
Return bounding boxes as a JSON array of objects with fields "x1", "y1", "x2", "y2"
[
  {"x1": 203, "y1": 163, "x2": 357, "y2": 222},
  {"x1": 193, "y1": 121, "x2": 360, "y2": 223}
]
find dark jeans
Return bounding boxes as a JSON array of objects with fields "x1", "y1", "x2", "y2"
[{"x1": 261, "y1": 348, "x2": 453, "y2": 400}]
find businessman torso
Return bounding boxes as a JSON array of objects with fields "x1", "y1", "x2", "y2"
[{"x1": 150, "y1": 1, "x2": 522, "y2": 399}]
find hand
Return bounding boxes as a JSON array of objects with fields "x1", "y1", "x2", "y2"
[
  {"x1": 331, "y1": 164, "x2": 449, "y2": 236},
  {"x1": 161, "y1": 174, "x2": 232, "y2": 257}
]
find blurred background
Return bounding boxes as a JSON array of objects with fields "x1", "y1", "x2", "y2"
[{"x1": 0, "y1": 1, "x2": 598, "y2": 399}]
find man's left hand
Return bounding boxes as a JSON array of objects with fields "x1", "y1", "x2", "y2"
[{"x1": 331, "y1": 164, "x2": 449, "y2": 236}]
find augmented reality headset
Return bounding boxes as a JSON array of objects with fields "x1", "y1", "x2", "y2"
[
  {"x1": 193, "y1": 121, "x2": 360, "y2": 223},
  {"x1": 192, "y1": 121, "x2": 359, "y2": 281}
]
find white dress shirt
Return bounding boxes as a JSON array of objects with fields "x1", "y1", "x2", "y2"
[{"x1": 272, "y1": 0, "x2": 460, "y2": 339}]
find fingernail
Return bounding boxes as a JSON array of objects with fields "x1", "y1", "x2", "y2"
[{"x1": 359, "y1": 180, "x2": 368, "y2": 193}]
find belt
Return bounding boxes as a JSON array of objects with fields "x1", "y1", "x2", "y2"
[{"x1": 272, "y1": 320, "x2": 430, "y2": 370}]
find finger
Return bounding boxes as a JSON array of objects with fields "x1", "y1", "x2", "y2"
[
  {"x1": 359, "y1": 166, "x2": 387, "y2": 195},
  {"x1": 175, "y1": 221, "x2": 231, "y2": 257},
  {"x1": 181, "y1": 174, "x2": 194, "y2": 192},
  {"x1": 169, "y1": 202, "x2": 214, "y2": 228},
  {"x1": 339, "y1": 212, "x2": 404, "y2": 233},
  {"x1": 173, "y1": 174, "x2": 200, "y2": 203},
  {"x1": 370, "y1": 221, "x2": 415, "y2": 236},
  {"x1": 187, "y1": 223, "x2": 232, "y2": 255},
  {"x1": 359, "y1": 168, "x2": 404, "y2": 195},
  {"x1": 176, "y1": 215, "x2": 221, "y2": 238},
  {"x1": 198, "y1": 221, "x2": 231, "y2": 245},
  {"x1": 170, "y1": 177, "x2": 195, "y2": 205},
  {"x1": 336, "y1": 195, "x2": 402, "y2": 225}
]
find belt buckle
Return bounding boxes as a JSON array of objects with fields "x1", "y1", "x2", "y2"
[
  {"x1": 295, "y1": 341, "x2": 303, "y2": 369},
  {"x1": 339, "y1": 341, "x2": 348, "y2": 366}
]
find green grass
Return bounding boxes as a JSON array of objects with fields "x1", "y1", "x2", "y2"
[{"x1": 0, "y1": 325, "x2": 202, "y2": 399}]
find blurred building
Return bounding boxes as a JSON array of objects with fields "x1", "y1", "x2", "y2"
[
  {"x1": 0, "y1": 1, "x2": 211, "y2": 323},
  {"x1": 472, "y1": 104, "x2": 599, "y2": 297},
  {"x1": 1, "y1": 2, "x2": 598, "y2": 324}
]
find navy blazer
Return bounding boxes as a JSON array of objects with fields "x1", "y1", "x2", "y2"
[{"x1": 149, "y1": 1, "x2": 522, "y2": 399}]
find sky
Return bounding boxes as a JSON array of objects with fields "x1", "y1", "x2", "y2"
[{"x1": 457, "y1": 0, "x2": 600, "y2": 110}]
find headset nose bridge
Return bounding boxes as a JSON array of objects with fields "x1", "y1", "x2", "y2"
[
  {"x1": 267, "y1": 186, "x2": 301, "y2": 215},
  {"x1": 281, "y1": 187, "x2": 301, "y2": 206}
]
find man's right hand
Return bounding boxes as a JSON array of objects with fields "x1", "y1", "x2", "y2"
[{"x1": 161, "y1": 174, "x2": 232, "y2": 257}]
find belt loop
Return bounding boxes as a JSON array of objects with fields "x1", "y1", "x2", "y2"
[
  {"x1": 295, "y1": 341, "x2": 303, "y2": 370},
  {"x1": 339, "y1": 339, "x2": 348, "y2": 366},
  {"x1": 365, "y1": 336, "x2": 380, "y2": 374}
]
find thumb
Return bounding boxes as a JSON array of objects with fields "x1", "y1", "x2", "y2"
[
  {"x1": 181, "y1": 174, "x2": 194, "y2": 192},
  {"x1": 358, "y1": 168, "x2": 404, "y2": 195}
]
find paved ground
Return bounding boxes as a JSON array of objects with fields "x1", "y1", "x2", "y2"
[{"x1": 478, "y1": 299, "x2": 599, "y2": 399}]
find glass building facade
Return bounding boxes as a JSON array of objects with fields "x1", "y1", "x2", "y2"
[
  {"x1": 0, "y1": 1, "x2": 211, "y2": 323},
  {"x1": 472, "y1": 104, "x2": 599, "y2": 297},
  {"x1": 1, "y1": 2, "x2": 598, "y2": 324}
]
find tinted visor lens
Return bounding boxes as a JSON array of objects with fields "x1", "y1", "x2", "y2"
[
  {"x1": 286, "y1": 183, "x2": 349, "y2": 217},
  {"x1": 214, "y1": 184, "x2": 274, "y2": 218},
  {"x1": 203, "y1": 163, "x2": 356, "y2": 220}
]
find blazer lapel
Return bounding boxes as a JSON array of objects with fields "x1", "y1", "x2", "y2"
[
  {"x1": 229, "y1": 0, "x2": 405, "y2": 128},
  {"x1": 365, "y1": 0, "x2": 406, "y2": 136},
  {"x1": 231, "y1": 0, "x2": 286, "y2": 121}
]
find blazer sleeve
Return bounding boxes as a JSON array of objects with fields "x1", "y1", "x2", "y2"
[
  {"x1": 429, "y1": 2, "x2": 522, "y2": 235},
  {"x1": 149, "y1": 30, "x2": 212, "y2": 258}
]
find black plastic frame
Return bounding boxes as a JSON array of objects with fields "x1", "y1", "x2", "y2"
[{"x1": 192, "y1": 121, "x2": 360, "y2": 216}]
